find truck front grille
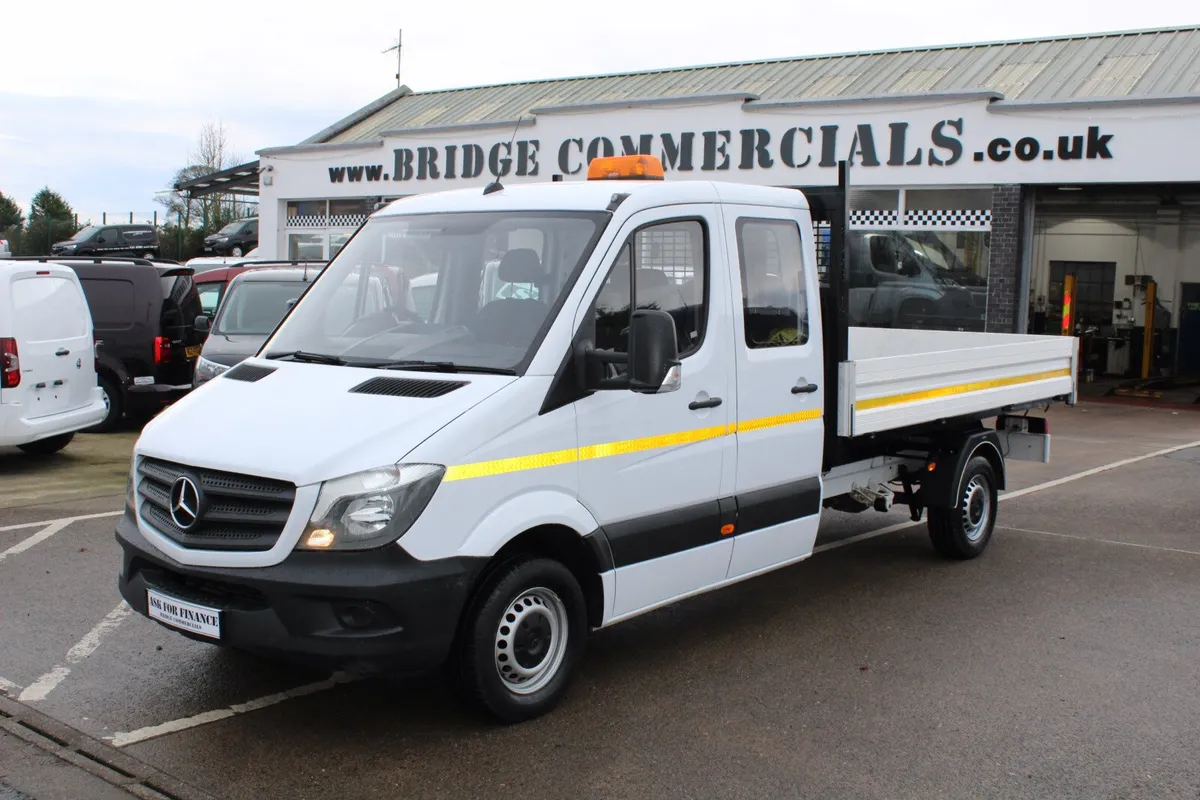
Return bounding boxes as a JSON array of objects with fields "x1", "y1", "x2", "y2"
[{"x1": 136, "y1": 457, "x2": 296, "y2": 552}]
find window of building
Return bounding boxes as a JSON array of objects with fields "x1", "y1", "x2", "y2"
[
  {"x1": 736, "y1": 219, "x2": 809, "y2": 348},
  {"x1": 288, "y1": 233, "x2": 325, "y2": 260}
]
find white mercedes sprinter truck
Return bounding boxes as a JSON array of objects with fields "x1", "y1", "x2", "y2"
[{"x1": 117, "y1": 156, "x2": 1076, "y2": 722}]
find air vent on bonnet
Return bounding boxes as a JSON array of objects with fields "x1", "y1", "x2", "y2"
[
  {"x1": 349, "y1": 377, "x2": 467, "y2": 398},
  {"x1": 223, "y1": 363, "x2": 277, "y2": 383}
]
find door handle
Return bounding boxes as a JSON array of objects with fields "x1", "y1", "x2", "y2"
[
  {"x1": 792, "y1": 383, "x2": 819, "y2": 394},
  {"x1": 53, "y1": 379, "x2": 64, "y2": 386},
  {"x1": 55, "y1": 348, "x2": 70, "y2": 357},
  {"x1": 688, "y1": 397, "x2": 723, "y2": 410}
]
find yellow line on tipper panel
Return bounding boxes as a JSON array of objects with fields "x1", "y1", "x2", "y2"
[{"x1": 856, "y1": 368, "x2": 1072, "y2": 411}]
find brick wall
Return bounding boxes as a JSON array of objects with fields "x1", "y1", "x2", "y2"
[{"x1": 987, "y1": 184, "x2": 1023, "y2": 332}]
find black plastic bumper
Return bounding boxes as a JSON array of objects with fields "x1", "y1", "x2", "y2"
[
  {"x1": 115, "y1": 510, "x2": 483, "y2": 673},
  {"x1": 125, "y1": 383, "x2": 192, "y2": 413}
]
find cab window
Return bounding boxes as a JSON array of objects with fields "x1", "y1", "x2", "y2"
[
  {"x1": 589, "y1": 219, "x2": 707, "y2": 358},
  {"x1": 735, "y1": 218, "x2": 809, "y2": 348},
  {"x1": 197, "y1": 283, "x2": 223, "y2": 316}
]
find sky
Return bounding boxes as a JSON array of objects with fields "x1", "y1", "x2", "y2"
[{"x1": 2, "y1": 0, "x2": 1197, "y2": 225}]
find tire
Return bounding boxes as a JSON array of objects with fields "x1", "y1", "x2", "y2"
[
  {"x1": 18, "y1": 433, "x2": 75, "y2": 456},
  {"x1": 928, "y1": 455, "x2": 998, "y2": 560},
  {"x1": 231, "y1": 246, "x2": 244, "y2": 257},
  {"x1": 454, "y1": 556, "x2": 588, "y2": 723},
  {"x1": 142, "y1": 252, "x2": 154, "y2": 259},
  {"x1": 88, "y1": 376, "x2": 123, "y2": 433}
]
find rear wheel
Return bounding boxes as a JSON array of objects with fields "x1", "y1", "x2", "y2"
[
  {"x1": 454, "y1": 556, "x2": 587, "y2": 723},
  {"x1": 141, "y1": 252, "x2": 154, "y2": 259},
  {"x1": 18, "y1": 433, "x2": 74, "y2": 456},
  {"x1": 928, "y1": 455, "x2": 998, "y2": 559},
  {"x1": 88, "y1": 376, "x2": 123, "y2": 433}
]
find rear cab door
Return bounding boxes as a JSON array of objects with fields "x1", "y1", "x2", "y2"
[
  {"x1": 5, "y1": 268, "x2": 96, "y2": 418},
  {"x1": 721, "y1": 205, "x2": 825, "y2": 578}
]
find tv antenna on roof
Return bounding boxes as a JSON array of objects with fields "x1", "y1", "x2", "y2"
[{"x1": 383, "y1": 29, "x2": 402, "y2": 88}]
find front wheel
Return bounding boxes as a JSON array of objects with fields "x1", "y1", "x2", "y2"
[
  {"x1": 231, "y1": 246, "x2": 244, "y2": 257},
  {"x1": 927, "y1": 455, "x2": 998, "y2": 559},
  {"x1": 455, "y1": 556, "x2": 587, "y2": 723},
  {"x1": 18, "y1": 433, "x2": 75, "y2": 456}
]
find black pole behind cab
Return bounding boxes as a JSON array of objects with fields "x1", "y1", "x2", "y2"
[{"x1": 803, "y1": 161, "x2": 851, "y2": 472}]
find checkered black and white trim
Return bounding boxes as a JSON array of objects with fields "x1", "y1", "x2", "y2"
[
  {"x1": 285, "y1": 214, "x2": 327, "y2": 228},
  {"x1": 904, "y1": 209, "x2": 992, "y2": 229},
  {"x1": 848, "y1": 209, "x2": 900, "y2": 228},
  {"x1": 329, "y1": 214, "x2": 367, "y2": 227}
]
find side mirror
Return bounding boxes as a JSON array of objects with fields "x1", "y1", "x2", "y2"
[
  {"x1": 579, "y1": 309, "x2": 681, "y2": 394},
  {"x1": 628, "y1": 309, "x2": 681, "y2": 393},
  {"x1": 194, "y1": 315, "x2": 210, "y2": 333}
]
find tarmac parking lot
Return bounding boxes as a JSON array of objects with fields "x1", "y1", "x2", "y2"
[{"x1": 1, "y1": 402, "x2": 1199, "y2": 799}]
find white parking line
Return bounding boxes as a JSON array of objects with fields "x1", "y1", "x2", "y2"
[
  {"x1": 110, "y1": 672, "x2": 356, "y2": 747},
  {"x1": 0, "y1": 510, "x2": 122, "y2": 533},
  {"x1": 999, "y1": 526, "x2": 1200, "y2": 557},
  {"x1": 0, "y1": 520, "x2": 76, "y2": 564},
  {"x1": 18, "y1": 602, "x2": 131, "y2": 703},
  {"x1": 0, "y1": 676, "x2": 20, "y2": 696},
  {"x1": 89, "y1": 437, "x2": 1200, "y2": 746}
]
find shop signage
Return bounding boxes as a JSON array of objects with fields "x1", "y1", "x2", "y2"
[{"x1": 325, "y1": 118, "x2": 1117, "y2": 186}]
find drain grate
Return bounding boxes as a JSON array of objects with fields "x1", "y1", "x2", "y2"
[{"x1": 0, "y1": 694, "x2": 218, "y2": 800}]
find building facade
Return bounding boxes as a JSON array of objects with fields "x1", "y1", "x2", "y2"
[{"x1": 243, "y1": 27, "x2": 1200, "y2": 378}]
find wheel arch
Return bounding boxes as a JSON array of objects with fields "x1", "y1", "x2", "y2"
[{"x1": 918, "y1": 429, "x2": 1006, "y2": 509}]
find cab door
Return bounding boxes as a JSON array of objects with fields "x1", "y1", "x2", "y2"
[
  {"x1": 722, "y1": 208, "x2": 825, "y2": 579},
  {"x1": 573, "y1": 206, "x2": 738, "y2": 621}
]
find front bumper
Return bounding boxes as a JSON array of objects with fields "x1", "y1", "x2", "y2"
[{"x1": 116, "y1": 510, "x2": 483, "y2": 672}]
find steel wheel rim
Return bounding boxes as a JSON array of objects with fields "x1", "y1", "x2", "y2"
[
  {"x1": 961, "y1": 474, "x2": 991, "y2": 542},
  {"x1": 101, "y1": 386, "x2": 111, "y2": 412},
  {"x1": 494, "y1": 587, "x2": 568, "y2": 695}
]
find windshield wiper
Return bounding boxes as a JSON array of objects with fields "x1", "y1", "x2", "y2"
[
  {"x1": 263, "y1": 350, "x2": 348, "y2": 365},
  {"x1": 372, "y1": 360, "x2": 517, "y2": 376}
]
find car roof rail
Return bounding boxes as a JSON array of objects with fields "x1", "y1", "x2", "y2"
[{"x1": 4, "y1": 255, "x2": 160, "y2": 267}]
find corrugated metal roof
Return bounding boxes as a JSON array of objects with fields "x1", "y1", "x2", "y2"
[{"x1": 323, "y1": 26, "x2": 1200, "y2": 144}]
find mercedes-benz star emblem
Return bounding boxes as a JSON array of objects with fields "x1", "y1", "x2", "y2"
[{"x1": 170, "y1": 476, "x2": 201, "y2": 530}]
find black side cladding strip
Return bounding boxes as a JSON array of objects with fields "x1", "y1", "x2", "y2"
[
  {"x1": 735, "y1": 477, "x2": 822, "y2": 534},
  {"x1": 604, "y1": 501, "x2": 723, "y2": 569}
]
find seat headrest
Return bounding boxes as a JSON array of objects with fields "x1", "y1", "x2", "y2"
[
  {"x1": 498, "y1": 249, "x2": 542, "y2": 283},
  {"x1": 635, "y1": 268, "x2": 670, "y2": 292}
]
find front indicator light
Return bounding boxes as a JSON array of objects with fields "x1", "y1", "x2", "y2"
[{"x1": 304, "y1": 529, "x2": 336, "y2": 549}]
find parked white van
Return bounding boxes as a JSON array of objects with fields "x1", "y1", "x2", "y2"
[{"x1": 1, "y1": 261, "x2": 108, "y2": 454}]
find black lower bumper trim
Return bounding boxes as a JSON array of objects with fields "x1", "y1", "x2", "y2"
[{"x1": 115, "y1": 511, "x2": 483, "y2": 673}]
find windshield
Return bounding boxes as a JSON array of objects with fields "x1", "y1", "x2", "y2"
[
  {"x1": 262, "y1": 211, "x2": 607, "y2": 372},
  {"x1": 214, "y1": 280, "x2": 309, "y2": 335},
  {"x1": 69, "y1": 226, "x2": 100, "y2": 242},
  {"x1": 217, "y1": 221, "x2": 245, "y2": 235}
]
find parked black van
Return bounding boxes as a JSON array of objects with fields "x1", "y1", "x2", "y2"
[
  {"x1": 43, "y1": 257, "x2": 205, "y2": 431},
  {"x1": 52, "y1": 224, "x2": 160, "y2": 259},
  {"x1": 203, "y1": 217, "x2": 258, "y2": 257}
]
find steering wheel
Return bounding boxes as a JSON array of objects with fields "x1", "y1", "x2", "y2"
[{"x1": 339, "y1": 306, "x2": 423, "y2": 338}]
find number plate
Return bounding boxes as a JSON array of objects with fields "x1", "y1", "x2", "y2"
[
  {"x1": 185, "y1": 345, "x2": 202, "y2": 359},
  {"x1": 146, "y1": 589, "x2": 221, "y2": 639}
]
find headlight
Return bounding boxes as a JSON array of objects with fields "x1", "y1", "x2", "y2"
[
  {"x1": 217, "y1": 236, "x2": 229, "y2": 242},
  {"x1": 63, "y1": 244, "x2": 77, "y2": 251},
  {"x1": 194, "y1": 356, "x2": 228, "y2": 385},
  {"x1": 297, "y1": 464, "x2": 445, "y2": 551}
]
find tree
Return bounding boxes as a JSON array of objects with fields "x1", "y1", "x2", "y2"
[
  {"x1": 156, "y1": 120, "x2": 249, "y2": 236},
  {"x1": 23, "y1": 188, "x2": 77, "y2": 256},
  {"x1": 0, "y1": 191, "x2": 23, "y2": 252}
]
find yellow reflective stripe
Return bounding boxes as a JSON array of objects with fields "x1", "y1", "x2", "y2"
[
  {"x1": 443, "y1": 410, "x2": 822, "y2": 482},
  {"x1": 578, "y1": 424, "x2": 728, "y2": 460},
  {"x1": 734, "y1": 408, "x2": 822, "y2": 433},
  {"x1": 856, "y1": 368, "x2": 1072, "y2": 412},
  {"x1": 444, "y1": 447, "x2": 578, "y2": 482}
]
